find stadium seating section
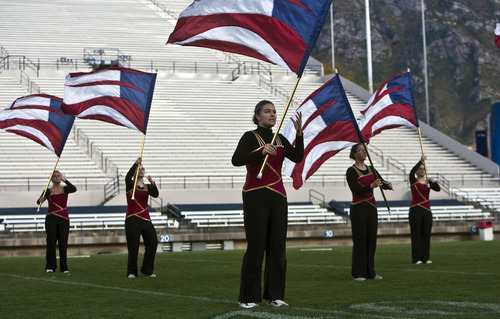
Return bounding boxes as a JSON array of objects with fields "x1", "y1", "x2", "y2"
[{"x1": 0, "y1": 0, "x2": 497, "y2": 235}]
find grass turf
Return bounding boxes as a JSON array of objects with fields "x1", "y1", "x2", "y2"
[{"x1": 1, "y1": 240, "x2": 499, "y2": 318}]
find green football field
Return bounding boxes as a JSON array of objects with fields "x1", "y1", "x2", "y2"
[{"x1": 1, "y1": 240, "x2": 499, "y2": 319}]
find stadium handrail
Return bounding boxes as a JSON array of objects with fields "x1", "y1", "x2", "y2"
[
  {"x1": 0, "y1": 54, "x2": 40, "y2": 77},
  {"x1": 73, "y1": 127, "x2": 119, "y2": 175},
  {"x1": 2, "y1": 173, "x2": 499, "y2": 192},
  {"x1": 19, "y1": 70, "x2": 41, "y2": 94}
]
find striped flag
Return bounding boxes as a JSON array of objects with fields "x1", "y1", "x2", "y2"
[
  {"x1": 283, "y1": 75, "x2": 362, "y2": 189},
  {"x1": 495, "y1": 23, "x2": 500, "y2": 49},
  {"x1": 0, "y1": 94, "x2": 75, "y2": 156},
  {"x1": 167, "y1": 0, "x2": 333, "y2": 76},
  {"x1": 61, "y1": 67, "x2": 156, "y2": 133},
  {"x1": 357, "y1": 71, "x2": 418, "y2": 144}
]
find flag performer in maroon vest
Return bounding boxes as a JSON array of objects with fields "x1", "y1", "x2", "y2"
[
  {"x1": 232, "y1": 100, "x2": 303, "y2": 309},
  {"x1": 125, "y1": 157, "x2": 159, "y2": 278},
  {"x1": 37, "y1": 170, "x2": 76, "y2": 273},
  {"x1": 409, "y1": 155, "x2": 440, "y2": 264},
  {"x1": 346, "y1": 143, "x2": 392, "y2": 281}
]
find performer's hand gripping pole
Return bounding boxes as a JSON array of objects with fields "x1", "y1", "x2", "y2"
[
  {"x1": 257, "y1": 76, "x2": 302, "y2": 179},
  {"x1": 131, "y1": 134, "x2": 146, "y2": 200},
  {"x1": 37, "y1": 157, "x2": 60, "y2": 212}
]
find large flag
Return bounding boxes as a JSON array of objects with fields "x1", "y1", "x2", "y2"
[
  {"x1": 0, "y1": 94, "x2": 75, "y2": 156},
  {"x1": 357, "y1": 71, "x2": 418, "y2": 144},
  {"x1": 283, "y1": 75, "x2": 363, "y2": 189},
  {"x1": 167, "y1": 0, "x2": 333, "y2": 76},
  {"x1": 495, "y1": 23, "x2": 500, "y2": 49},
  {"x1": 62, "y1": 67, "x2": 156, "y2": 133}
]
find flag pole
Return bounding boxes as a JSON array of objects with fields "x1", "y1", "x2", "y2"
[
  {"x1": 131, "y1": 134, "x2": 146, "y2": 200},
  {"x1": 37, "y1": 157, "x2": 60, "y2": 212},
  {"x1": 363, "y1": 142, "x2": 391, "y2": 212},
  {"x1": 257, "y1": 76, "x2": 302, "y2": 179},
  {"x1": 417, "y1": 127, "x2": 429, "y2": 181},
  {"x1": 407, "y1": 67, "x2": 428, "y2": 181}
]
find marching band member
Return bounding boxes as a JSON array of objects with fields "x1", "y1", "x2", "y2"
[
  {"x1": 125, "y1": 157, "x2": 159, "y2": 279},
  {"x1": 346, "y1": 143, "x2": 392, "y2": 281},
  {"x1": 409, "y1": 155, "x2": 440, "y2": 264},
  {"x1": 37, "y1": 170, "x2": 76, "y2": 274},
  {"x1": 232, "y1": 100, "x2": 303, "y2": 308}
]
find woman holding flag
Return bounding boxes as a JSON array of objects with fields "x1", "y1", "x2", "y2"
[
  {"x1": 346, "y1": 143, "x2": 392, "y2": 281},
  {"x1": 37, "y1": 170, "x2": 77, "y2": 274},
  {"x1": 409, "y1": 155, "x2": 440, "y2": 264},
  {"x1": 125, "y1": 157, "x2": 159, "y2": 279},
  {"x1": 232, "y1": 100, "x2": 303, "y2": 309}
]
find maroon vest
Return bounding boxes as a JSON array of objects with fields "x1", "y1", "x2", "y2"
[
  {"x1": 351, "y1": 166, "x2": 376, "y2": 207},
  {"x1": 126, "y1": 186, "x2": 151, "y2": 220},
  {"x1": 46, "y1": 193, "x2": 69, "y2": 219},
  {"x1": 410, "y1": 182, "x2": 431, "y2": 210},
  {"x1": 243, "y1": 132, "x2": 286, "y2": 197}
]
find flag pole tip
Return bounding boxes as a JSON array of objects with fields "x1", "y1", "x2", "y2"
[
  {"x1": 335, "y1": 68, "x2": 338, "y2": 74},
  {"x1": 257, "y1": 173, "x2": 262, "y2": 180},
  {"x1": 131, "y1": 197, "x2": 135, "y2": 200}
]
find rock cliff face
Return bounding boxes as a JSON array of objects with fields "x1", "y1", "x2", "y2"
[{"x1": 312, "y1": 0, "x2": 500, "y2": 146}]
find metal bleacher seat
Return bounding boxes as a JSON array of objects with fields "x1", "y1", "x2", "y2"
[
  {"x1": 450, "y1": 187, "x2": 500, "y2": 213},
  {"x1": 181, "y1": 204, "x2": 344, "y2": 228},
  {"x1": 343, "y1": 205, "x2": 491, "y2": 222},
  {"x1": 1, "y1": 211, "x2": 177, "y2": 234}
]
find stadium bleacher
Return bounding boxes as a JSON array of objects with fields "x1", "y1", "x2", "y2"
[
  {"x1": 0, "y1": 0, "x2": 498, "y2": 243},
  {"x1": 450, "y1": 187, "x2": 500, "y2": 213},
  {"x1": 346, "y1": 205, "x2": 491, "y2": 223},
  {"x1": 180, "y1": 204, "x2": 344, "y2": 228},
  {"x1": 0, "y1": 206, "x2": 178, "y2": 235}
]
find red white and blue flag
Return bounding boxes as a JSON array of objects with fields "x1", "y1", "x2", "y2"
[
  {"x1": 495, "y1": 23, "x2": 500, "y2": 49},
  {"x1": 0, "y1": 94, "x2": 75, "y2": 156},
  {"x1": 283, "y1": 75, "x2": 363, "y2": 189},
  {"x1": 357, "y1": 71, "x2": 418, "y2": 144},
  {"x1": 167, "y1": 0, "x2": 333, "y2": 76},
  {"x1": 61, "y1": 67, "x2": 156, "y2": 133}
]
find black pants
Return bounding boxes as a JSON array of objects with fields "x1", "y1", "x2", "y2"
[
  {"x1": 349, "y1": 202, "x2": 378, "y2": 279},
  {"x1": 45, "y1": 214, "x2": 70, "y2": 272},
  {"x1": 409, "y1": 206, "x2": 433, "y2": 263},
  {"x1": 239, "y1": 189, "x2": 288, "y2": 303},
  {"x1": 125, "y1": 216, "x2": 158, "y2": 276}
]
